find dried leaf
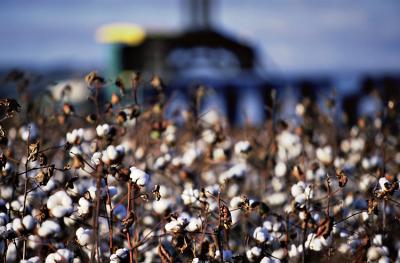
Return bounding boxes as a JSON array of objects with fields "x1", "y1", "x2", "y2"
[
  {"x1": 219, "y1": 204, "x2": 232, "y2": 230},
  {"x1": 28, "y1": 141, "x2": 40, "y2": 162},
  {"x1": 153, "y1": 184, "x2": 161, "y2": 201},
  {"x1": 121, "y1": 211, "x2": 136, "y2": 233}
]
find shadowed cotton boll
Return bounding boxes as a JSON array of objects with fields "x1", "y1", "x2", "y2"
[
  {"x1": 47, "y1": 191, "x2": 73, "y2": 218},
  {"x1": 246, "y1": 246, "x2": 262, "y2": 262},
  {"x1": 253, "y1": 226, "x2": 269, "y2": 243}
]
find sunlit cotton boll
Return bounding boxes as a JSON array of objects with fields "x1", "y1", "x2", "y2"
[
  {"x1": 76, "y1": 227, "x2": 93, "y2": 247},
  {"x1": 66, "y1": 128, "x2": 84, "y2": 144},
  {"x1": 38, "y1": 220, "x2": 61, "y2": 237},
  {"x1": 274, "y1": 161, "x2": 287, "y2": 177},
  {"x1": 185, "y1": 217, "x2": 202, "y2": 232},
  {"x1": 45, "y1": 249, "x2": 74, "y2": 263},
  {"x1": 129, "y1": 166, "x2": 150, "y2": 187},
  {"x1": 91, "y1": 152, "x2": 102, "y2": 166},
  {"x1": 47, "y1": 190, "x2": 73, "y2": 218},
  {"x1": 316, "y1": 146, "x2": 333, "y2": 164},
  {"x1": 253, "y1": 226, "x2": 269, "y2": 243},
  {"x1": 234, "y1": 140, "x2": 252, "y2": 155},
  {"x1": 181, "y1": 188, "x2": 200, "y2": 205},
  {"x1": 96, "y1": 123, "x2": 111, "y2": 137}
]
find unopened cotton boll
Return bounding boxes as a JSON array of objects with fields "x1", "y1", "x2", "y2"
[
  {"x1": 129, "y1": 166, "x2": 150, "y2": 187},
  {"x1": 253, "y1": 226, "x2": 269, "y2": 243}
]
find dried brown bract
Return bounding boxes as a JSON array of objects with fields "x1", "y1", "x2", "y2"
[
  {"x1": 153, "y1": 184, "x2": 161, "y2": 201},
  {"x1": 158, "y1": 242, "x2": 174, "y2": 263},
  {"x1": 219, "y1": 204, "x2": 232, "y2": 230},
  {"x1": 336, "y1": 169, "x2": 348, "y2": 188},
  {"x1": 28, "y1": 141, "x2": 40, "y2": 162},
  {"x1": 85, "y1": 71, "x2": 105, "y2": 87},
  {"x1": 0, "y1": 98, "x2": 21, "y2": 115},
  {"x1": 367, "y1": 198, "x2": 379, "y2": 215},
  {"x1": 63, "y1": 103, "x2": 75, "y2": 115}
]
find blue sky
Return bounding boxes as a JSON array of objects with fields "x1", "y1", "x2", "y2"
[{"x1": 0, "y1": 0, "x2": 399, "y2": 74}]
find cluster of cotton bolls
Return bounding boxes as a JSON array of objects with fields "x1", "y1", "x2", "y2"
[{"x1": 2, "y1": 72, "x2": 400, "y2": 262}]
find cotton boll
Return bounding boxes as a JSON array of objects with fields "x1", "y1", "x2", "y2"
[
  {"x1": 165, "y1": 219, "x2": 183, "y2": 233},
  {"x1": 96, "y1": 124, "x2": 110, "y2": 137},
  {"x1": 78, "y1": 197, "x2": 91, "y2": 216},
  {"x1": 215, "y1": 250, "x2": 233, "y2": 261},
  {"x1": 378, "y1": 177, "x2": 390, "y2": 191},
  {"x1": 45, "y1": 249, "x2": 74, "y2": 263},
  {"x1": 12, "y1": 218, "x2": 24, "y2": 233},
  {"x1": 116, "y1": 248, "x2": 129, "y2": 259},
  {"x1": 181, "y1": 188, "x2": 200, "y2": 205},
  {"x1": 291, "y1": 182, "x2": 305, "y2": 198},
  {"x1": 202, "y1": 129, "x2": 217, "y2": 144},
  {"x1": 185, "y1": 217, "x2": 202, "y2": 232},
  {"x1": 367, "y1": 246, "x2": 382, "y2": 262},
  {"x1": 234, "y1": 140, "x2": 252, "y2": 155},
  {"x1": 69, "y1": 145, "x2": 82, "y2": 158},
  {"x1": 0, "y1": 212, "x2": 9, "y2": 226},
  {"x1": 373, "y1": 234, "x2": 383, "y2": 246},
  {"x1": 106, "y1": 145, "x2": 119, "y2": 161},
  {"x1": 153, "y1": 198, "x2": 172, "y2": 214},
  {"x1": 38, "y1": 220, "x2": 61, "y2": 237},
  {"x1": 129, "y1": 167, "x2": 150, "y2": 187},
  {"x1": 274, "y1": 161, "x2": 287, "y2": 178},
  {"x1": 6, "y1": 242, "x2": 17, "y2": 262},
  {"x1": 91, "y1": 152, "x2": 102, "y2": 166},
  {"x1": 22, "y1": 215, "x2": 36, "y2": 231},
  {"x1": 76, "y1": 227, "x2": 93, "y2": 246},
  {"x1": 272, "y1": 248, "x2": 286, "y2": 260},
  {"x1": 288, "y1": 244, "x2": 300, "y2": 258},
  {"x1": 267, "y1": 192, "x2": 287, "y2": 206},
  {"x1": 253, "y1": 226, "x2": 269, "y2": 243},
  {"x1": 246, "y1": 246, "x2": 262, "y2": 262},
  {"x1": 316, "y1": 146, "x2": 333, "y2": 164},
  {"x1": 47, "y1": 191, "x2": 73, "y2": 218}
]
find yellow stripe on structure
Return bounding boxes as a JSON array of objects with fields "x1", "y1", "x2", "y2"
[{"x1": 96, "y1": 23, "x2": 146, "y2": 45}]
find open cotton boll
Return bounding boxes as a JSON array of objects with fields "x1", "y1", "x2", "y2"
[
  {"x1": 185, "y1": 217, "x2": 202, "y2": 232},
  {"x1": 130, "y1": 167, "x2": 150, "y2": 187},
  {"x1": 165, "y1": 218, "x2": 186, "y2": 233},
  {"x1": 316, "y1": 146, "x2": 333, "y2": 164},
  {"x1": 234, "y1": 140, "x2": 252, "y2": 155},
  {"x1": 22, "y1": 215, "x2": 36, "y2": 231},
  {"x1": 274, "y1": 161, "x2": 287, "y2": 177},
  {"x1": 69, "y1": 145, "x2": 82, "y2": 158},
  {"x1": 0, "y1": 212, "x2": 9, "y2": 226},
  {"x1": 78, "y1": 197, "x2": 91, "y2": 217},
  {"x1": 96, "y1": 123, "x2": 110, "y2": 137},
  {"x1": 152, "y1": 198, "x2": 172, "y2": 214},
  {"x1": 66, "y1": 128, "x2": 84, "y2": 144},
  {"x1": 253, "y1": 226, "x2": 269, "y2": 243},
  {"x1": 6, "y1": 242, "x2": 17, "y2": 262},
  {"x1": 291, "y1": 182, "x2": 305, "y2": 198},
  {"x1": 181, "y1": 188, "x2": 200, "y2": 205},
  {"x1": 76, "y1": 227, "x2": 93, "y2": 246},
  {"x1": 202, "y1": 129, "x2": 217, "y2": 144},
  {"x1": 246, "y1": 246, "x2": 262, "y2": 262},
  {"x1": 47, "y1": 191, "x2": 73, "y2": 218},
  {"x1": 378, "y1": 177, "x2": 391, "y2": 191},
  {"x1": 19, "y1": 123, "x2": 39, "y2": 142},
  {"x1": 38, "y1": 220, "x2": 61, "y2": 237},
  {"x1": 91, "y1": 152, "x2": 102, "y2": 166},
  {"x1": 12, "y1": 218, "x2": 24, "y2": 233},
  {"x1": 106, "y1": 145, "x2": 119, "y2": 161},
  {"x1": 45, "y1": 249, "x2": 74, "y2": 263},
  {"x1": 116, "y1": 248, "x2": 129, "y2": 259}
]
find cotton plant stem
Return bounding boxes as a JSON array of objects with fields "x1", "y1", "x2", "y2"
[{"x1": 126, "y1": 182, "x2": 134, "y2": 263}]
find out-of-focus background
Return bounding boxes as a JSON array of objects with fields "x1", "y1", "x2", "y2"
[{"x1": 1, "y1": 0, "x2": 400, "y2": 125}]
